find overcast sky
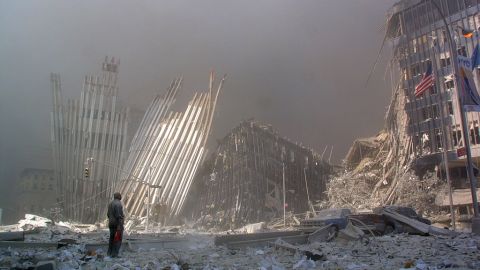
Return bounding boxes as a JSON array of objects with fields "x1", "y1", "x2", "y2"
[{"x1": 0, "y1": 0, "x2": 396, "y2": 219}]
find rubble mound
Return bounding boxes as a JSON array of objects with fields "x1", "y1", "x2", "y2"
[{"x1": 326, "y1": 131, "x2": 447, "y2": 218}]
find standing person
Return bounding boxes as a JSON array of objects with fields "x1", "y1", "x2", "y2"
[{"x1": 107, "y1": 192, "x2": 124, "y2": 257}]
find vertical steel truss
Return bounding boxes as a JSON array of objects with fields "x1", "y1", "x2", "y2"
[
  {"x1": 51, "y1": 57, "x2": 129, "y2": 223},
  {"x1": 119, "y1": 72, "x2": 226, "y2": 221}
]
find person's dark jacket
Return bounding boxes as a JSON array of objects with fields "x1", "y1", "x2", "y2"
[{"x1": 107, "y1": 199, "x2": 124, "y2": 228}]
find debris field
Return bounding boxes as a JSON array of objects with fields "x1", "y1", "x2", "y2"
[{"x1": 1, "y1": 213, "x2": 479, "y2": 269}]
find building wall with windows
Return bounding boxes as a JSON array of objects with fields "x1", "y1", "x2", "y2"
[
  {"x1": 15, "y1": 168, "x2": 57, "y2": 220},
  {"x1": 387, "y1": 0, "x2": 480, "y2": 173},
  {"x1": 183, "y1": 120, "x2": 333, "y2": 229}
]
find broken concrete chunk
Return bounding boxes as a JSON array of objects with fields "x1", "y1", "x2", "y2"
[
  {"x1": 238, "y1": 222, "x2": 266, "y2": 234},
  {"x1": 336, "y1": 222, "x2": 365, "y2": 243},
  {"x1": 307, "y1": 224, "x2": 336, "y2": 243},
  {"x1": 0, "y1": 231, "x2": 24, "y2": 241},
  {"x1": 35, "y1": 260, "x2": 57, "y2": 270},
  {"x1": 292, "y1": 256, "x2": 316, "y2": 269},
  {"x1": 382, "y1": 209, "x2": 456, "y2": 236}
]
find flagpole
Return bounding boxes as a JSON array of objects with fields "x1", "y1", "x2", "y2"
[
  {"x1": 429, "y1": 0, "x2": 480, "y2": 233},
  {"x1": 430, "y1": 37, "x2": 456, "y2": 231}
]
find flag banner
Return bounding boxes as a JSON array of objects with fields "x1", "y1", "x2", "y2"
[
  {"x1": 461, "y1": 28, "x2": 474, "y2": 38},
  {"x1": 458, "y1": 55, "x2": 472, "y2": 69},
  {"x1": 414, "y1": 62, "x2": 434, "y2": 97},
  {"x1": 471, "y1": 44, "x2": 480, "y2": 70},
  {"x1": 458, "y1": 57, "x2": 480, "y2": 111}
]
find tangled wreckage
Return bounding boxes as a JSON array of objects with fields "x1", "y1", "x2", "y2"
[
  {"x1": 50, "y1": 57, "x2": 227, "y2": 225},
  {"x1": 1, "y1": 206, "x2": 478, "y2": 269},
  {"x1": 184, "y1": 120, "x2": 334, "y2": 229},
  {"x1": 49, "y1": 58, "x2": 336, "y2": 228}
]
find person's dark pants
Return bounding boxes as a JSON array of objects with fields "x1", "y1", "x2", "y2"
[{"x1": 108, "y1": 225, "x2": 123, "y2": 257}]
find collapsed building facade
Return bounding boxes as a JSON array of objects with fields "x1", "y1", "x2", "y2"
[
  {"x1": 385, "y1": 0, "x2": 480, "y2": 214},
  {"x1": 119, "y1": 73, "x2": 225, "y2": 223},
  {"x1": 51, "y1": 57, "x2": 129, "y2": 223},
  {"x1": 327, "y1": 1, "x2": 480, "y2": 222},
  {"x1": 50, "y1": 56, "x2": 225, "y2": 223},
  {"x1": 184, "y1": 120, "x2": 333, "y2": 229}
]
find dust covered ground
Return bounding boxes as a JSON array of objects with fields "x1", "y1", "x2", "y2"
[{"x1": 1, "y1": 222, "x2": 479, "y2": 270}]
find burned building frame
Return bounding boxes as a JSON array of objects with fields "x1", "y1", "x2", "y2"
[{"x1": 184, "y1": 120, "x2": 333, "y2": 229}]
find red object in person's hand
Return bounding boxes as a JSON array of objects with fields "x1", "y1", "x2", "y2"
[{"x1": 113, "y1": 230, "x2": 122, "y2": 242}]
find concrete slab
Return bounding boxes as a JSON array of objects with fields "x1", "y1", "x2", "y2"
[
  {"x1": 0, "y1": 241, "x2": 59, "y2": 249},
  {"x1": 85, "y1": 238, "x2": 190, "y2": 253},
  {"x1": 214, "y1": 230, "x2": 305, "y2": 246}
]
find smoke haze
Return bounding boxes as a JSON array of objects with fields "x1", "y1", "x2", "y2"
[{"x1": 0, "y1": 0, "x2": 396, "y2": 221}]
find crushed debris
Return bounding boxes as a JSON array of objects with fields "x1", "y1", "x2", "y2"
[
  {"x1": 326, "y1": 129, "x2": 448, "y2": 223},
  {"x1": 0, "y1": 213, "x2": 479, "y2": 269}
]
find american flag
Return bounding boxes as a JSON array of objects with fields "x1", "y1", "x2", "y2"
[{"x1": 414, "y1": 63, "x2": 435, "y2": 97}]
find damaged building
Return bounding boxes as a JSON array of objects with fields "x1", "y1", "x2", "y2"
[
  {"x1": 385, "y1": 0, "x2": 480, "y2": 216},
  {"x1": 50, "y1": 57, "x2": 130, "y2": 223},
  {"x1": 184, "y1": 120, "x2": 333, "y2": 229},
  {"x1": 50, "y1": 58, "x2": 225, "y2": 224},
  {"x1": 15, "y1": 169, "x2": 57, "y2": 221},
  {"x1": 119, "y1": 72, "x2": 225, "y2": 223}
]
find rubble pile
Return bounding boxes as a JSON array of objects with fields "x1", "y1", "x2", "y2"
[
  {"x1": 327, "y1": 157, "x2": 445, "y2": 217},
  {"x1": 326, "y1": 94, "x2": 447, "y2": 217},
  {"x1": 1, "y1": 227, "x2": 479, "y2": 269},
  {"x1": 0, "y1": 214, "x2": 101, "y2": 243},
  {"x1": 1, "y1": 212, "x2": 479, "y2": 269},
  {"x1": 325, "y1": 70, "x2": 458, "y2": 220}
]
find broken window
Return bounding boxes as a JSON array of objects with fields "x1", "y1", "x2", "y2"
[
  {"x1": 453, "y1": 128, "x2": 463, "y2": 146},
  {"x1": 448, "y1": 101, "x2": 454, "y2": 115},
  {"x1": 471, "y1": 122, "x2": 480, "y2": 145},
  {"x1": 413, "y1": 134, "x2": 421, "y2": 151},
  {"x1": 401, "y1": 68, "x2": 409, "y2": 81},
  {"x1": 458, "y1": 46, "x2": 467, "y2": 57},
  {"x1": 421, "y1": 132, "x2": 431, "y2": 153},
  {"x1": 440, "y1": 57, "x2": 451, "y2": 68},
  {"x1": 445, "y1": 80, "x2": 454, "y2": 89},
  {"x1": 435, "y1": 128, "x2": 442, "y2": 150},
  {"x1": 396, "y1": 45, "x2": 408, "y2": 58},
  {"x1": 421, "y1": 107, "x2": 430, "y2": 121},
  {"x1": 420, "y1": 34, "x2": 428, "y2": 46},
  {"x1": 411, "y1": 63, "x2": 421, "y2": 77},
  {"x1": 411, "y1": 37, "x2": 418, "y2": 54},
  {"x1": 431, "y1": 105, "x2": 439, "y2": 118}
]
